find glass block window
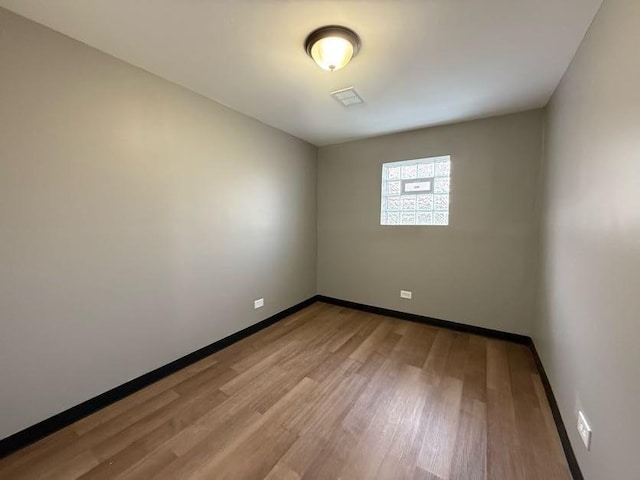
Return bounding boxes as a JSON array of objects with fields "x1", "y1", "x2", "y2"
[{"x1": 381, "y1": 155, "x2": 451, "y2": 226}]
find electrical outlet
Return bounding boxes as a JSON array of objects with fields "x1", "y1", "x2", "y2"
[
  {"x1": 254, "y1": 298, "x2": 264, "y2": 309},
  {"x1": 400, "y1": 290, "x2": 412, "y2": 299},
  {"x1": 577, "y1": 410, "x2": 592, "y2": 450}
]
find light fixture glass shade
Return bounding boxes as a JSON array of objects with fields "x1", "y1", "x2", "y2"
[
  {"x1": 305, "y1": 26, "x2": 361, "y2": 72},
  {"x1": 310, "y1": 36, "x2": 354, "y2": 72}
]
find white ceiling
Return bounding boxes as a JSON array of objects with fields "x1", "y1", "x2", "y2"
[{"x1": 0, "y1": 0, "x2": 603, "y2": 146}]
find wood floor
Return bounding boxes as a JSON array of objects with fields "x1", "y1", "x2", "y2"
[{"x1": 0, "y1": 302, "x2": 571, "y2": 479}]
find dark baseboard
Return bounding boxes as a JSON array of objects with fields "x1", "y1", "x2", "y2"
[
  {"x1": 528, "y1": 340, "x2": 584, "y2": 480},
  {"x1": 0, "y1": 295, "x2": 318, "y2": 459},
  {"x1": 0, "y1": 293, "x2": 584, "y2": 480},
  {"x1": 316, "y1": 295, "x2": 531, "y2": 344}
]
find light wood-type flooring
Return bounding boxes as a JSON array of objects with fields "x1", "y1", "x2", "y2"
[{"x1": 0, "y1": 302, "x2": 572, "y2": 479}]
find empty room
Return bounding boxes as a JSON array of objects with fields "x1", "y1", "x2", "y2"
[{"x1": 0, "y1": 1, "x2": 637, "y2": 479}]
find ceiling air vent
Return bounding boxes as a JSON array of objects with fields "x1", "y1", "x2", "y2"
[{"x1": 330, "y1": 87, "x2": 364, "y2": 107}]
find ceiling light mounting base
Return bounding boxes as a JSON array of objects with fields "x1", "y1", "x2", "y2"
[{"x1": 304, "y1": 25, "x2": 361, "y2": 72}]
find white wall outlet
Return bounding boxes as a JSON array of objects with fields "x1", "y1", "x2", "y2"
[
  {"x1": 254, "y1": 298, "x2": 264, "y2": 309},
  {"x1": 577, "y1": 410, "x2": 592, "y2": 450},
  {"x1": 400, "y1": 290, "x2": 412, "y2": 299}
]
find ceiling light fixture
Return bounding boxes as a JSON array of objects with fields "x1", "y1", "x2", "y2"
[{"x1": 304, "y1": 25, "x2": 361, "y2": 72}]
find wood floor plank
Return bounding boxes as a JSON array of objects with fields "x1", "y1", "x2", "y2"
[
  {"x1": 280, "y1": 357, "x2": 361, "y2": 436},
  {"x1": 0, "y1": 389, "x2": 182, "y2": 479},
  {"x1": 115, "y1": 449, "x2": 178, "y2": 480},
  {"x1": 278, "y1": 364, "x2": 369, "y2": 476},
  {"x1": 413, "y1": 466, "x2": 446, "y2": 480},
  {"x1": 449, "y1": 399, "x2": 487, "y2": 480},
  {"x1": 415, "y1": 376, "x2": 464, "y2": 479},
  {"x1": 460, "y1": 335, "x2": 488, "y2": 406},
  {"x1": 349, "y1": 318, "x2": 396, "y2": 363},
  {"x1": 0, "y1": 426, "x2": 80, "y2": 475},
  {"x1": 91, "y1": 388, "x2": 228, "y2": 462},
  {"x1": 265, "y1": 463, "x2": 302, "y2": 480},
  {"x1": 531, "y1": 374, "x2": 568, "y2": 467},
  {"x1": 149, "y1": 406, "x2": 263, "y2": 478},
  {"x1": 507, "y1": 344, "x2": 572, "y2": 480},
  {"x1": 220, "y1": 341, "x2": 301, "y2": 395},
  {"x1": 391, "y1": 322, "x2": 438, "y2": 368},
  {"x1": 338, "y1": 362, "x2": 429, "y2": 480},
  {"x1": 374, "y1": 365, "x2": 432, "y2": 480},
  {"x1": 192, "y1": 419, "x2": 297, "y2": 480},
  {"x1": 42, "y1": 450, "x2": 100, "y2": 480},
  {"x1": 422, "y1": 329, "x2": 456, "y2": 385},
  {"x1": 0, "y1": 302, "x2": 572, "y2": 480},
  {"x1": 306, "y1": 333, "x2": 366, "y2": 383},
  {"x1": 486, "y1": 339, "x2": 525, "y2": 480},
  {"x1": 449, "y1": 335, "x2": 488, "y2": 480},
  {"x1": 79, "y1": 389, "x2": 229, "y2": 478},
  {"x1": 322, "y1": 309, "x2": 364, "y2": 353},
  {"x1": 73, "y1": 355, "x2": 220, "y2": 436},
  {"x1": 416, "y1": 330, "x2": 470, "y2": 479},
  {"x1": 297, "y1": 356, "x2": 394, "y2": 479}
]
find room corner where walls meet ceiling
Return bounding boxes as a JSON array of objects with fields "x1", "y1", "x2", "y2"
[{"x1": 0, "y1": 0, "x2": 603, "y2": 146}]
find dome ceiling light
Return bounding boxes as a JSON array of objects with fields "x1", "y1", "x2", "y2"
[{"x1": 304, "y1": 25, "x2": 361, "y2": 72}]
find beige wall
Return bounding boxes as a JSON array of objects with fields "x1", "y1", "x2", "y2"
[
  {"x1": 4, "y1": 4, "x2": 639, "y2": 477},
  {"x1": 0, "y1": 8, "x2": 317, "y2": 439},
  {"x1": 317, "y1": 110, "x2": 544, "y2": 335},
  {"x1": 535, "y1": 1, "x2": 640, "y2": 478}
]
